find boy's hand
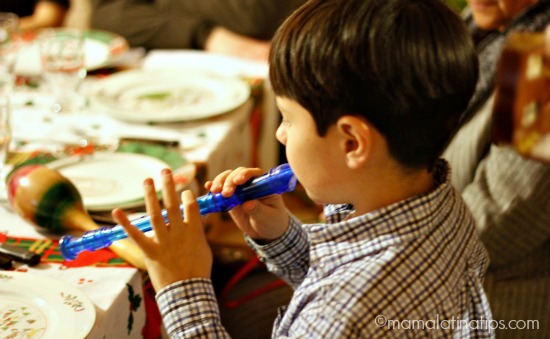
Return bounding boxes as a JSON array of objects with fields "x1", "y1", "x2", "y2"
[
  {"x1": 206, "y1": 167, "x2": 290, "y2": 242},
  {"x1": 113, "y1": 168, "x2": 212, "y2": 292}
]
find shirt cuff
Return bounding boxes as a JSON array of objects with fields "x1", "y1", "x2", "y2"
[
  {"x1": 155, "y1": 278, "x2": 220, "y2": 336},
  {"x1": 246, "y1": 215, "x2": 308, "y2": 267}
]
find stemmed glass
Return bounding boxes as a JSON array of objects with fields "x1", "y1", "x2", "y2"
[
  {"x1": 0, "y1": 12, "x2": 19, "y2": 196},
  {"x1": 0, "y1": 78, "x2": 11, "y2": 180},
  {"x1": 0, "y1": 12, "x2": 19, "y2": 74},
  {"x1": 39, "y1": 28, "x2": 87, "y2": 113}
]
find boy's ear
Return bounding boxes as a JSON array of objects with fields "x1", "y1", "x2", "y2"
[{"x1": 336, "y1": 116, "x2": 372, "y2": 169}]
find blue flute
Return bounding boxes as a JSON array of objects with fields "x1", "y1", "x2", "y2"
[{"x1": 59, "y1": 163, "x2": 296, "y2": 260}]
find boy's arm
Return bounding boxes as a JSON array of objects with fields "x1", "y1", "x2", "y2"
[
  {"x1": 246, "y1": 215, "x2": 310, "y2": 288},
  {"x1": 462, "y1": 146, "x2": 550, "y2": 268},
  {"x1": 156, "y1": 278, "x2": 231, "y2": 338}
]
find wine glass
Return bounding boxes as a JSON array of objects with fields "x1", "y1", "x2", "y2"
[
  {"x1": 39, "y1": 28, "x2": 87, "y2": 113},
  {"x1": 0, "y1": 12, "x2": 20, "y2": 75},
  {"x1": 0, "y1": 78, "x2": 11, "y2": 175},
  {"x1": 0, "y1": 12, "x2": 19, "y2": 199}
]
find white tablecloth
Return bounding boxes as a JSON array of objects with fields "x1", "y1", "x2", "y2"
[{"x1": 1, "y1": 52, "x2": 264, "y2": 337}]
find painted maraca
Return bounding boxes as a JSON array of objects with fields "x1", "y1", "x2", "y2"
[{"x1": 6, "y1": 164, "x2": 146, "y2": 270}]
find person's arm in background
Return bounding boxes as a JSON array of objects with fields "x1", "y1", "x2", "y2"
[
  {"x1": 462, "y1": 146, "x2": 550, "y2": 269},
  {"x1": 90, "y1": 0, "x2": 306, "y2": 61},
  {"x1": 90, "y1": 0, "x2": 221, "y2": 51},
  {"x1": 19, "y1": 0, "x2": 68, "y2": 32},
  {"x1": 191, "y1": 0, "x2": 306, "y2": 61},
  {"x1": 443, "y1": 1, "x2": 550, "y2": 270},
  {"x1": 203, "y1": 27, "x2": 270, "y2": 61},
  {"x1": 444, "y1": 94, "x2": 550, "y2": 270}
]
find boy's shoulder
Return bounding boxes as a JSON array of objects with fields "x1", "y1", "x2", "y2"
[
  {"x1": 303, "y1": 166, "x2": 491, "y2": 334},
  {"x1": 310, "y1": 159, "x2": 489, "y2": 315}
]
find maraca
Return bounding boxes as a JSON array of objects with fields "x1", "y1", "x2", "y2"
[{"x1": 6, "y1": 164, "x2": 146, "y2": 270}]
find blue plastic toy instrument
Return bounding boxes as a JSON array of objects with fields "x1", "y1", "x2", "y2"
[{"x1": 59, "y1": 163, "x2": 296, "y2": 260}]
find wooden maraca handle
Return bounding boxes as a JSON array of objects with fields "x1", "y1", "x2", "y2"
[{"x1": 66, "y1": 209, "x2": 146, "y2": 270}]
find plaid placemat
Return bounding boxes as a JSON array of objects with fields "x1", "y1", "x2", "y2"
[{"x1": 0, "y1": 234, "x2": 130, "y2": 267}]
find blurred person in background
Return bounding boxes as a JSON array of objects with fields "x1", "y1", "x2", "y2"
[
  {"x1": 90, "y1": 0, "x2": 306, "y2": 61},
  {"x1": 443, "y1": 0, "x2": 550, "y2": 337},
  {"x1": 0, "y1": 0, "x2": 69, "y2": 32}
]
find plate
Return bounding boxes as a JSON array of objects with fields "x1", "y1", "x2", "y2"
[
  {"x1": 47, "y1": 152, "x2": 169, "y2": 211},
  {"x1": 15, "y1": 29, "x2": 129, "y2": 76},
  {"x1": 89, "y1": 69, "x2": 251, "y2": 123},
  {"x1": 0, "y1": 271, "x2": 96, "y2": 339}
]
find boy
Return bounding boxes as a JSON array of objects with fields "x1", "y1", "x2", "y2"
[{"x1": 113, "y1": 0, "x2": 494, "y2": 337}]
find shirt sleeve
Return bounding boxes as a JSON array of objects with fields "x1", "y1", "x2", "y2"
[
  {"x1": 90, "y1": 0, "x2": 306, "y2": 50},
  {"x1": 462, "y1": 145, "x2": 550, "y2": 268},
  {"x1": 246, "y1": 215, "x2": 310, "y2": 288},
  {"x1": 155, "y1": 278, "x2": 231, "y2": 338},
  {"x1": 90, "y1": 0, "x2": 205, "y2": 49}
]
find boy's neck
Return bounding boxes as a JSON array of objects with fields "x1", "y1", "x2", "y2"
[{"x1": 350, "y1": 165, "x2": 435, "y2": 217}]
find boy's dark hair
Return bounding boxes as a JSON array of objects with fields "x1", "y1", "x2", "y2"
[{"x1": 269, "y1": 0, "x2": 478, "y2": 169}]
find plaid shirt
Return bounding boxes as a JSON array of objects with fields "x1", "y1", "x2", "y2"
[{"x1": 156, "y1": 159, "x2": 494, "y2": 338}]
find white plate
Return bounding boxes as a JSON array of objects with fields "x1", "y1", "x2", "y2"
[
  {"x1": 89, "y1": 69, "x2": 251, "y2": 123},
  {"x1": 47, "y1": 152, "x2": 169, "y2": 211},
  {"x1": 15, "y1": 29, "x2": 129, "y2": 76},
  {"x1": 0, "y1": 271, "x2": 96, "y2": 339}
]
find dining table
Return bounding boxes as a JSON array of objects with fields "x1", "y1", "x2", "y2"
[{"x1": 0, "y1": 42, "x2": 279, "y2": 339}]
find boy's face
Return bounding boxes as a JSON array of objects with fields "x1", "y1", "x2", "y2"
[
  {"x1": 275, "y1": 97, "x2": 342, "y2": 204},
  {"x1": 468, "y1": 0, "x2": 537, "y2": 30}
]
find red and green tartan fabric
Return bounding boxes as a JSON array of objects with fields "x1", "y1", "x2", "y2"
[{"x1": 0, "y1": 234, "x2": 130, "y2": 267}]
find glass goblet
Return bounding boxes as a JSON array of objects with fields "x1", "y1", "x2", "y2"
[
  {"x1": 0, "y1": 13, "x2": 18, "y2": 197},
  {"x1": 0, "y1": 12, "x2": 20, "y2": 74},
  {"x1": 39, "y1": 28, "x2": 87, "y2": 113},
  {"x1": 0, "y1": 73, "x2": 13, "y2": 204}
]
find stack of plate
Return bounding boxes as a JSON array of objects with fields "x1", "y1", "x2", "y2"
[
  {"x1": 47, "y1": 152, "x2": 167, "y2": 211},
  {"x1": 45, "y1": 145, "x2": 194, "y2": 212},
  {"x1": 88, "y1": 69, "x2": 251, "y2": 123}
]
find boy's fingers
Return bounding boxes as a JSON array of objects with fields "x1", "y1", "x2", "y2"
[
  {"x1": 222, "y1": 167, "x2": 263, "y2": 196},
  {"x1": 209, "y1": 170, "x2": 233, "y2": 192},
  {"x1": 112, "y1": 208, "x2": 150, "y2": 249},
  {"x1": 223, "y1": 167, "x2": 250, "y2": 187},
  {"x1": 143, "y1": 177, "x2": 166, "y2": 234},
  {"x1": 181, "y1": 190, "x2": 201, "y2": 228},
  {"x1": 161, "y1": 168, "x2": 183, "y2": 226}
]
